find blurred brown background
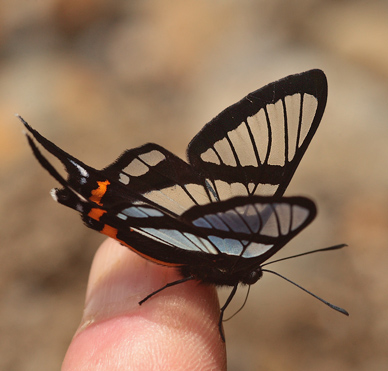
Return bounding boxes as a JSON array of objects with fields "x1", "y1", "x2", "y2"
[{"x1": 1, "y1": 0, "x2": 388, "y2": 370}]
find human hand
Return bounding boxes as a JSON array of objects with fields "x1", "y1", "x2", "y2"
[{"x1": 62, "y1": 238, "x2": 227, "y2": 370}]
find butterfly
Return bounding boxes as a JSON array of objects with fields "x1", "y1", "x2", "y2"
[{"x1": 21, "y1": 69, "x2": 347, "y2": 341}]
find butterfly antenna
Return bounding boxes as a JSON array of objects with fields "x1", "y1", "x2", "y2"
[
  {"x1": 223, "y1": 285, "x2": 251, "y2": 322},
  {"x1": 261, "y1": 244, "x2": 347, "y2": 267},
  {"x1": 262, "y1": 268, "x2": 349, "y2": 316}
]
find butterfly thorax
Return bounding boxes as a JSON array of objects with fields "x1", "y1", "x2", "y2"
[{"x1": 180, "y1": 261, "x2": 263, "y2": 287}]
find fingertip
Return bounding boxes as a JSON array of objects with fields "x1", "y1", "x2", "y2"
[{"x1": 63, "y1": 239, "x2": 226, "y2": 370}]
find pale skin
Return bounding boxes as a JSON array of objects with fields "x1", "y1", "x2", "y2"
[{"x1": 62, "y1": 238, "x2": 227, "y2": 370}]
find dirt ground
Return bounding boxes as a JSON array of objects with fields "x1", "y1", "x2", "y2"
[{"x1": 1, "y1": 1, "x2": 388, "y2": 370}]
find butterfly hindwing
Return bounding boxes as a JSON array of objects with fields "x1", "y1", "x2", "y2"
[
  {"x1": 81, "y1": 194, "x2": 316, "y2": 280},
  {"x1": 181, "y1": 195, "x2": 316, "y2": 262},
  {"x1": 187, "y1": 69, "x2": 327, "y2": 200}
]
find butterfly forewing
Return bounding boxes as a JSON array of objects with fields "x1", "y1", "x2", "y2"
[
  {"x1": 102, "y1": 143, "x2": 211, "y2": 216},
  {"x1": 187, "y1": 69, "x2": 327, "y2": 201}
]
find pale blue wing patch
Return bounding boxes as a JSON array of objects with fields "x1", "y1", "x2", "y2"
[
  {"x1": 117, "y1": 206, "x2": 164, "y2": 219},
  {"x1": 208, "y1": 236, "x2": 245, "y2": 256},
  {"x1": 134, "y1": 227, "x2": 219, "y2": 254},
  {"x1": 188, "y1": 200, "x2": 313, "y2": 258},
  {"x1": 242, "y1": 242, "x2": 273, "y2": 258}
]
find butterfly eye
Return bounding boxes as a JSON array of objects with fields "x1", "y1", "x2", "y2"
[{"x1": 242, "y1": 268, "x2": 263, "y2": 285}]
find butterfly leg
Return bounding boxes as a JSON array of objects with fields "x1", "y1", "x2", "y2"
[
  {"x1": 218, "y1": 283, "x2": 239, "y2": 342},
  {"x1": 138, "y1": 275, "x2": 195, "y2": 305}
]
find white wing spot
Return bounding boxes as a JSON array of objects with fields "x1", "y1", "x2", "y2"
[
  {"x1": 70, "y1": 160, "x2": 89, "y2": 178},
  {"x1": 50, "y1": 188, "x2": 58, "y2": 202}
]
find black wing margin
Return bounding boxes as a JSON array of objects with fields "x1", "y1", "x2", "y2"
[{"x1": 187, "y1": 69, "x2": 327, "y2": 201}]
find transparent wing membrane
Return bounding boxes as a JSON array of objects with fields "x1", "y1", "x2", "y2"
[{"x1": 188, "y1": 69, "x2": 327, "y2": 200}]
